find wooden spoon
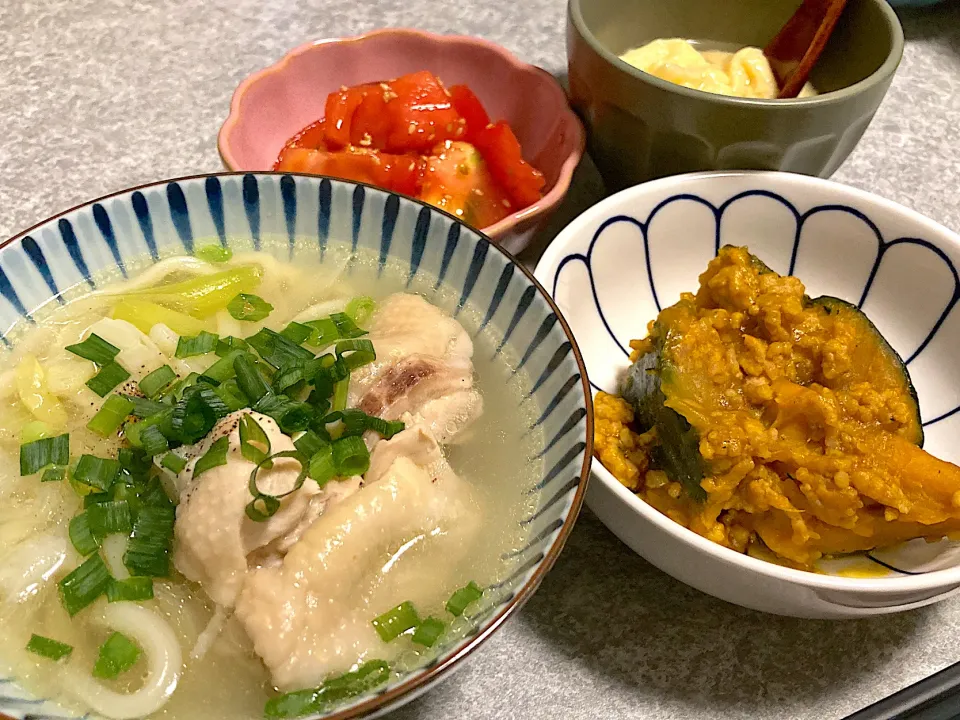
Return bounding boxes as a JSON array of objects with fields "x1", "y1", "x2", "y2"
[{"x1": 764, "y1": 0, "x2": 849, "y2": 99}]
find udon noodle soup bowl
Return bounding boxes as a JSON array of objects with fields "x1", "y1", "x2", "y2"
[
  {"x1": 0, "y1": 173, "x2": 591, "y2": 720},
  {"x1": 567, "y1": 0, "x2": 904, "y2": 189}
]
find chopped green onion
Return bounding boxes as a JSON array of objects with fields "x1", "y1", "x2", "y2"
[
  {"x1": 264, "y1": 660, "x2": 390, "y2": 719},
  {"x1": 305, "y1": 317, "x2": 339, "y2": 348},
  {"x1": 332, "y1": 379, "x2": 349, "y2": 413},
  {"x1": 239, "y1": 414, "x2": 272, "y2": 467},
  {"x1": 69, "y1": 513, "x2": 101, "y2": 556},
  {"x1": 335, "y1": 410, "x2": 402, "y2": 439},
  {"x1": 227, "y1": 293, "x2": 273, "y2": 322},
  {"x1": 123, "y1": 505, "x2": 175, "y2": 577},
  {"x1": 139, "y1": 424, "x2": 169, "y2": 457},
  {"x1": 216, "y1": 335, "x2": 250, "y2": 357},
  {"x1": 118, "y1": 447, "x2": 153, "y2": 479},
  {"x1": 234, "y1": 353, "x2": 270, "y2": 403},
  {"x1": 216, "y1": 378, "x2": 248, "y2": 411},
  {"x1": 345, "y1": 296, "x2": 377, "y2": 326},
  {"x1": 106, "y1": 577, "x2": 154, "y2": 603},
  {"x1": 160, "y1": 452, "x2": 188, "y2": 475},
  {"x1": 246, "y1": 451, "x2": 307, "y2": 522},
  {"x1": 170, "y1": 387, "x2": 224, "y2": 444},
  {"x1": 330, "y1": 312, "x2": 367, "y2": 339},
  {"x1": 200, "y1": 349, "x2": 243, "y2": 385},
  {"x1": 307, "y1": 445, "x2": 337, "y2": 487},
  {"x1": 306, "y1": 389, "x2": 332, "y2": 419},
  {"x1": 65, "y1": 333, "x2": 120, "y2": 365},
  {"x1": 83, "y1": 491, "x2": 112, "y2": 508},
  {"x1": 140, "y1": 477, "x2": 173, "y2": 509},
  {"x1": 272, "y1": 358, "x2": 322, "y2": 394},
  {"x1": 111, "y1": 482, "x2": 142, "y2": 517},
  {"x1": 446, "y1": 581, "x2": 483, "y2": 617},
  {"x1": 59, "y1": 554, "x2": 111, "y2": 616},
  {"x1": 246, "y1": 328, "x2": 314, "y2": 369},
  {"x1": 195, "y1": 244, "x2": 233, "y2": 263},
  {"x1": 411, "y1": 616, "x2": 446, "y2": 648},
  {"x1": 138, "y1": 365, "x2": 177, "y2": 398},
  {"x1": 331, "y1": 435, "x2": 368, "y2": 476},
  {"x1": 315, "y1": 355, "x2": 350, "y2": 384},
  {"x1": 21, "y1": 420, "x2": 52, "y2": 444},
  {"x1": 92, "y1": 632, "x2": 141, "y2": 679},
  {"x1": 280, "y1": 322, "x2": 313, "y2": 345},
  {"x1": 41, "y1": 465, "x2": 66, "y2": 482},
  {"x1": 373, "y1": 417, "x2": 405, "y2": 440},
  {"x1": 86, "y1": 361, "x2": 130, "y2": 397},
  {"x1": 26, "y1": 634, "x2": 73, "y2": 661},
  {"x1": 122, "y1": 395, "x2": 168, "y2": 419},
  {"x1": 73, "y1": 455, "x2": 121, "y2": 492},
  {"x1": 167, "y1": 371, "x2": 200, "y2": 401},
  {"x1": 20, "y1": 433, "x2": 70, "y2": 476},
  {"x1": 175, "y1": 330, "x2": 219, "y2": 358},
  {"x1": 293, "y1": 430, "x2": 327, "y2": 459},
  {"x1": 371, "y1": 601, "x2": 420, "y2": 642},
  {"x1": 335, "y1": 339, "x2": 376, "y2": 370},
  {"x1": 194, "y1": 436, "x2": 229, "y2": 479},
  {"x1": 88, "y1": 500, "x2": 133, "y2": 536},
  {"x1": 255, "y1": 394, "x2": 312, "y2": 434},
  {"x1": 87, "y1": 395, "x2": 135, "y2": 437}
]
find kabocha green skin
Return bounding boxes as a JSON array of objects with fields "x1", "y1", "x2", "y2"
[
  {"x1": 617, "y1": 251, "x2": 924, "y2": 503},
  {"x1": 619, "y1": 334, "x2": 707, "y2": 503},
  {"x1": 808, "y1": 295, "x2": 924, "y2": 446}
]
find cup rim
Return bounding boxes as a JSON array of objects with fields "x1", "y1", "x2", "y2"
[{"x1": 567, "y1": 0, "x2": 905, "y2": 107}]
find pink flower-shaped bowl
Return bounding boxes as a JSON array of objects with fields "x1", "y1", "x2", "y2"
[{"x1": 218, "y1": 28, "x2": 585, "y2": 254}]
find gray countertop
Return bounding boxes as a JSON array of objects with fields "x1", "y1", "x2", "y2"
[{"x1": 3, "y1": 1, "x2": 960, "y2": 718}]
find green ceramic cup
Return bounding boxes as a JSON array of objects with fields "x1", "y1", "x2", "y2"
[{"x1": 567, "y1": 0, "x2": 904, "y2": 190}]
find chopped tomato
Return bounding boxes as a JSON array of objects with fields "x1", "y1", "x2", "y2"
[
  {"x1": 274, "y1": 147, "x2": 424, "y2": 197},
  {"x1": 323, "y1": 84, "x2": 372, "y2": 149},
  {"x1": 321, "y1": 71, "x2": 465, "y2": 154},
  {"x1": 380, "y1": 71, "x2": 465, "y2": 153},
  {"x1": 272, "y1": 74, "x2": 545, "y2": 228},
  {"x1": 420, "y1": 141, "x2": 512, "y2": 227},
  {"x1": 472, "y1": 121, "x2": 545, "y2": 208},
  {"x1": 286, "y1": 119, "x2": 328, "y2": 150},
  {"x1": 448, "y1": 85, "x2": 490, "y2": 144}
]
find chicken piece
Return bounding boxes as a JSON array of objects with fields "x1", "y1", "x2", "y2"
[
  {"x1": 348, "y1": 293, "x2": 474, "y2": 403},
  {"x1": 365, "y1": 420, "x2": 454, "y2": 485},
  {"x1": 235, "y1": 427, "x2": 481, "y2": 690},
  {"x1": 173, "y1": 411, "x2": 359, "y2": 607},
  {"x1": 349, "y1": 294, "x2": 483, "y2": 443},
  {"x1": 356, "y1": 354, "x2": 483, "y2": 443},
  {"x1": 413, "y1": 390, "x2": 483, "y2": 445}
]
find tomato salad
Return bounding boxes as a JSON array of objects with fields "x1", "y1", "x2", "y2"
[{"x1": 274, "y1": 71, "x2": 546, "y2": 228}]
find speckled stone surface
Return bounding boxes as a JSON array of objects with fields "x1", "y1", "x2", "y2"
[{"x1": 2, "y1": 1, "x2": 960, "y2": 718}]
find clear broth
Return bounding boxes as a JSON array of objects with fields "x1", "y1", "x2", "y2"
[{"x1": 0, "y1": 243, "x2": 542, "y2": 719}]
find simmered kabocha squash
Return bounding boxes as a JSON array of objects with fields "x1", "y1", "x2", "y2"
[{"x1": 607, "y1": 246, "x2": 960, "y2": 568}]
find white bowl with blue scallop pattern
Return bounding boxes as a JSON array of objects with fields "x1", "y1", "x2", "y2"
[
  {"x1": 535, "y1": 170, "x2": 960, "y2": 619},
  {"x1": 0, "y1": 172, "x2": 592, "y2": 720}
]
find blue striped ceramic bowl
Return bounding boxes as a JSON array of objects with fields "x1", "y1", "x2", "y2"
[
  {"x1": 536, "y1": 170, "x2": 960, "y2": 619},
  {"x1": 0, "y1": 173, "x2": 591, "y2": 720}
]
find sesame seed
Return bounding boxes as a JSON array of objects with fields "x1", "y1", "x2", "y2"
[{"x1": 502, "y1": 199, "x2": 512, "y2": 208}]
